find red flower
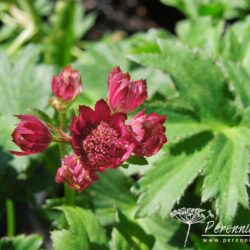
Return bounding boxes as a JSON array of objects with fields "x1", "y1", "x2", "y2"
[
  {"x1": 10, "y1": 115, "x2": 52, "y2": 156},
  {"x1": 129, "y1": 111, "x2": 167, "y2": 156},
  {"x1": 55, "y1": 154, "x2": 98, "y2": 192},
  {"x1": 108, "y1": 66, "x2": 147, "y2": 113},
  {"x1": 51, "y1": 66, "x2": 82, "y2": 101},
  {"x1": 70, "y1": 99, "x2": 135, "y2": 172}
]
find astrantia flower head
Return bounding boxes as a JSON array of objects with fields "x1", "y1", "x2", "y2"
[
  {"x1": 70, "y1": 99, "x2": 135, "y2": 172},
  {"x1": 51, "y1": 66, "x2": 82, "y2": 102},
  {"x1": 108, "y1": 66, "x2": 147, "y2": 113},
  {"x1": 11, "y1": 65, "x2": 167, "y2": 193},
  {"x1": 10, "y1": 114, "x2": 52, "y2": 156},
  {"x1": 129, "y1": 110, "x2": 167, "y2": 156},
  {"x1": 55, "y1": 154, "x2": 98, "y2": 192}
]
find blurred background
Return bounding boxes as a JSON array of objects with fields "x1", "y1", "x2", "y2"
[{"x1": 1, "y1": 0, "x2": 250, "y2": 249}]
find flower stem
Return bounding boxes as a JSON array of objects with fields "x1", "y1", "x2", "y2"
[
  {"x1": 64, "y1": 183, "x2": 75, "y2": 205},
  {"x1": 58, "y1": 111, "x2": 75, "y2": 205},
  {"x1": 5, "y1": 199, "x2": 15, "y2": 237},
  {"x1": 59, "y1": 111, "x2": 66, "y2": 131}
]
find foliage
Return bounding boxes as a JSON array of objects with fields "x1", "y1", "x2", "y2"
[
  {"x1": 0, "y1": 45, "x2": 53, "y2": 150},
  {"x1": 51, "y1": 206, "x2": 108, "y2": 250},
  {"x1": 129, "y1": 38, "x2": 250, "y2": 224},
  {"x1": 161, "y1": 0, "x2": 250, "y2": 19},
  {"x1": 1, "y1": 0, "x2": 250, "y2": 249},
  {"x1": 0, "y1": 234, "x2": 42, "y2": 250},
  {"x1": 0, "y1": 0, "x2": 96, "y2": 60}
]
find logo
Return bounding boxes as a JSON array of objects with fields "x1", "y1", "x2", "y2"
[{"x1": 170, "y1": 208, "x2": 215, "y2": 247}]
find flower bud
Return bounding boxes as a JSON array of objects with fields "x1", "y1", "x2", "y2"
[
  {"x1": 129, "y1": 111, "x2": 167, "y2": 156},
  {"x1": 108, "y1": 66, "x2": 147, "y2": 113},
  {"x1": 10, "y1": 115, "x2": 52, "y2": 156},
  {"x1": 55, "y1": 154, "x2": 98, "y2": 192},
  {"x1": 51, "y1": 66, "x2": 82, "y2": 102}
]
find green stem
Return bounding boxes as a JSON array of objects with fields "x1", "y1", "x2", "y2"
[
  {"x1": 59, "y1": 111, "x2": 66, "y2": 131},
  {"x1": 64, "y1": 183, "x2": 75, "y2": 205},
  {"x1": 5, "y1": 199, "x2": 15, "y2": 237},
  {"x1": 58, "y1": 112, "x2": 75, "y2": 206}
]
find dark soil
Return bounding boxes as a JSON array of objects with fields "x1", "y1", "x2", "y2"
[{"x1": 83, "y1": 0, "x2": 185, "y2": 39}]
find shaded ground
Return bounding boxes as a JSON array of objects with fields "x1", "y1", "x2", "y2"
[{"x1": 83, "y1": 0, "x2": 185, "y2": 39}]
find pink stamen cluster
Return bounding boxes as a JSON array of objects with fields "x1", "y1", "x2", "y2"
[
  {"x1": 82, "y1": 121, "x2": 125, "y2": 168},
  {"x1": 11, "y1": 66, "x2": 167, "y2": 192}
]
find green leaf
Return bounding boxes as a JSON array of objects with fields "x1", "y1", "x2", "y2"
[
  {"x1": 130, "y1": 39, "x2": 236, "y2": 124},
  {"x1": 74, "y1": 35, "x2": 176, "y2": 107},
  {"x1": 113, "y1": 209, "x2": 155, "y2": 250},
  {"x1": 134, "y1": 132, "x2": 211, "y2": 218},
  {"x1": 73, "y1": 1, "x2": 97, "y2": 39},
  {"x1": 130, "y1": 67, "x2": 177, "y2": 99},
  {"x1": 0, "y1": 24, "x2": 18, "y2": 43},
  {"x1": 51, "y1": 229, "x2": 81, "y2": 250},
  {"x1": 160, "y1": 0, "x2": 199, "y2": 18},
  {"x1": 176, "y1": 18, "x2": 224, "y2": 58},
  {"x1": 222, "y1": 60, "x2": 250, "y2": 108},
  {"x1": 160, "y1": 0, "x2": 247, "y2": 19},
  {"x1": 120, "y1": 163, "x2": 129, "y2": 169},
  {"x1": 221, "y1": 16, "x2": 250, "y2": 72},
  {"x1": 51, "y1": 206, "x2": 108, "y2": 250},
  {"x1": 34, "y1": 0, "x2": 53, "y2": 16},
  {"x1": 0, "y1": 45, "x2": 53, "y2": 149},
  {"x1": 202, "y1": 130, "x2": 249, "y2": 224},
  {"x1": 127, "y1": 156, "x2": 148, "y2": 165},
  {"x1": 0, "y1": 45, "x2": 53, "y2": 173},
  {"x1": 222, "y1": 28, "x2": 242, "y2": 63},
  {"x1": 111, "y1": 228, "x2": 131, "y2": 250},
  {"x1": 73, "y1": 42, "x2": 130, "y2": 106},
  {"x1": 85, "y1": 169, "x2": 136, "y2": 224},
  {"x1": 0, "y1": 234, "x2": 43, "y2": 250},
  {"x1": 144, "y1": 101, "x2": 210, "y2": 143},
  {"x1": 31, "y1": 108, "x2": 53, "y2": 124},
  {"x1": 42, "y1": 198, "x2": 65, "y2": 229},
  {"x1": 139, "y1": 215, "x2": 187, "y2": 250},
  {"x1": 129, "y1": 35, "x2": 250, "y2": 224},
  {"x1": 199, "y1": 2, "x2": 225, "y2": 18},
  {"x1": 240, "y1": 107, "x2": 250, "y2": 129}
]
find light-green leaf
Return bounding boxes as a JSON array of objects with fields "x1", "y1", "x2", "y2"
[
  {"x1": 130, "y1": 39, "x2": 236, "y2": 124},
  {"x1": 85, "y1": 169, "x2": 136, "y2": 225},
  {"x1": 222, "y1": 60, "x2": 250, "y2": 108},
  {"x1": 0, "y1": 46, "x2": 53, "y2": 149},
  {"x1": 202, "y1": 130, "x2": 249, "y2": 224},
  {"x1": 74, "y1": 38, "x2": 176, "y2": 107},
  {"x1": 158, "y1": 39, "x2": 235, "y2": 123},
  {"x1": 0, "y1": 45, "x2": 53, "y2": 172},
  {"x1": 176, "y1": 18, "x2": 224, "y2": 58},
  {"x1": 134, "y1": 137, "x2": 210, "y2": 218},
  {"x1": 112, "y1": 209, "x2": 155, "y2": 250},
  {"x1": 51, "y1": 206, "x2": 108, "y2": 250},
  {"x1": 144, "y1": 101, "x2": 210, "y2": 143},
  {"x1": 160, "y1": 0, "x2": 247, "y2": 19},
  {"x1": 73, "y1": 42, "x2": 129, "y2": 106},
  {"x1": 111, "y1": 228, "x2": 131, "y2": 250},
  {"x1": 139, "y1": 215, "x2": 187, "y2": 250},
  {"x1": 0, "y1": 234, "x2": 43, "y2": 250}
]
